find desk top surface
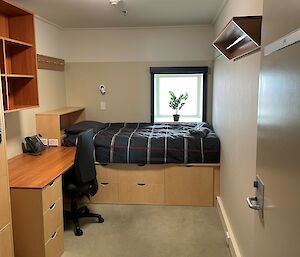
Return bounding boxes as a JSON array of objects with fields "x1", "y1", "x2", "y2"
[{"x1": 8, "y1": 147, "x2": 76, "y2": 189}]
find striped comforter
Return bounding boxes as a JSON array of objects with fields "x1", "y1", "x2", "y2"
[{"x1": 93, "y1": 123, "x2": 220, "y2": 164}]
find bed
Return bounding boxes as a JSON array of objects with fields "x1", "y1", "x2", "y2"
[
  {"x1": 63, "y1": 122, "x2": 220, "y2": 164},
  {"x1": 63, "y1": 121, "x2": 221, "y2": 206}
]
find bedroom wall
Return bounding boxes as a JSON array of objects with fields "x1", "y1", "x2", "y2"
[
  {"x1": 4, "y1": 17, "x2": 66, "y2": 158},
  {"x1": 212, "y1": 0, "x2": 263, "y2": 257},
  {"x1": 64, "y1": 26, "x2": 214, "y2": 123}
]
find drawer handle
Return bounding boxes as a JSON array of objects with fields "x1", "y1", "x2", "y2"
[
  {"x1": 101, "y1": 182, "x2": 109, "y2": 186},
  {"x1": 137, "y1": 183, "x2": 146, "y2": 186},
  {"x1": 51, "y1": 231, "x2": 57, "y2": 239},
  {"x1": 49, "y1": 203, "x2": 56, "y2": 210}
]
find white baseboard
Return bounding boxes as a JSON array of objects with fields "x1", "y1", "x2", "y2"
[{"x1": 216, "y1": 196, "x2": 242, "y2": 257}]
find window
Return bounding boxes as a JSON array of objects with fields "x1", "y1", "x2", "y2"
[{"x1": 150, "y1": 67, "x2": 208, "y2": 123}]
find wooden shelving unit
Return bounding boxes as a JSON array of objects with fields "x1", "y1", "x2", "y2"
[
  {"x1": 36, "y1": 107, "x2": 85, "y2": 146},
  {"x1": 0, "y1": 0, "x2": 39, "y2": 112},
  {"x1": 213, "y1": 16, "x2": 262, "y2": 60}
]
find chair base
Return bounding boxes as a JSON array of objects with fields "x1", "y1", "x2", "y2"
[{"x1": 65, "y1": 205, "x2": 104, "y2": 236}]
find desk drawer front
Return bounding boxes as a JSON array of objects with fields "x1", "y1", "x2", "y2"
[
  {"x1": 42, "y1": 176, "x2": 62, "y2": 213},
  {"x1": 44, "y1": 198, "x2": 63, "y2": 243},
  {"x1": 0, "y1": 224, "x2": 14, "y2": 257},
  {"x1": 45, "y1": 226, "x2": 64, "y2": 257},
  {"x1": 0, "y1": 177, "x2": 11, "y2": 229}
]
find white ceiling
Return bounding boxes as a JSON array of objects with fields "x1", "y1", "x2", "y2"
[{"x1": 12, "y1": 0, "x2": 226, "y2": 28}]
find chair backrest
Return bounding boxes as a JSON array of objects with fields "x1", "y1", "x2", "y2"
[{"x1": 73, "y1": 129, "x2": 97, "y2": 185}]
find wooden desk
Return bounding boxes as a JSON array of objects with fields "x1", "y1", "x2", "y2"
[{"x1": 8, "y1": 147, "x2": 75, "y2": 257}]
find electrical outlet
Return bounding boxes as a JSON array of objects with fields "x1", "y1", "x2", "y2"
[{"x1": 48, "y1": 139, "x2": 59, "y2": 146}]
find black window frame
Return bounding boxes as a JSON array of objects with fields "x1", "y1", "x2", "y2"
[{"x1": 150, "y1": 66, "x2": 208, "y2": 123}]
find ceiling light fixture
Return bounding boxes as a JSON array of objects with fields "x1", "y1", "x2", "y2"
[{"x1": 109, "y1": 0, "x2": 121, "y2": 5}]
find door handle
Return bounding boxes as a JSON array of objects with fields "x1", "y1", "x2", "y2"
[{"x1": 246, "y1": 196, "x2": 261, "y2": 210}]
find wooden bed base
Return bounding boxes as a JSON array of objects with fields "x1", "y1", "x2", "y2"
[{"x1": 88, "y1": 163, "x2": 220, "y2": 207}]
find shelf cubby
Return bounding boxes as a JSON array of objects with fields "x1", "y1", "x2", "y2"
[
  {"x1": 0, "y1": 0, "x2": 38, "y2": 112},
  {"x1": 6, "y1": 77, "x2": 38, "y2": 111},
  {"x1": 213, "y1": 16, "x2": 262, "y2": 60}
]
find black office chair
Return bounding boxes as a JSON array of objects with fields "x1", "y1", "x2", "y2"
[{"x1": 64, "y1": 129, "x2": 104, "y2": 236}]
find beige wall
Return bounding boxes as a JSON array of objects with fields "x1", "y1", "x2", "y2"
[
  {"x1": 212, "y1": 0, "x2": 263, "y2": 257},
  {"x1": 66, "y1": 61, "x2": 213, "y2": 123},
  {"x1": 64, "y1": 26, "x2": 214, "y2": 122},
  {"x1": 63, "y1": 26, "x2": 214, "y2": 62},
  {"x1": 4, "y1": 18, "x2": 66, "y2": 158}
]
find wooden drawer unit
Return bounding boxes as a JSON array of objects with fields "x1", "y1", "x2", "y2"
[
  {"x1": 0, "y1": 176, "x2": 10, "y2": 229},
  {"x1": 165, "y1": 165, "x2": 214, "y2": 206},
  {"x1": 44, "y1": 198, "x2": 63, "y2": 243},
  {"x1": 118, "y1": 165, "x2": 165, "y2": 204},
  {"x1": 45, "y1": 226, "x2": 64, "y2": 257},
  {"x1": 90, "y1": 164, "x2": 219, "y2": 206},
  {"x1": 42, "y1": 176, "x2": 62, "y2": 212},
  {"x1": 0, "y1": 224, "x2": 14, "y2": 257},
  {"x1": 89, "y1": 165, "x2": 119, "y2": 203},
  {"x1": 10, "y1": 175, "x2": 64, "y2": 257}
]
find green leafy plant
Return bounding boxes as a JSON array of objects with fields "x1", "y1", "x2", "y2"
[{"x1": 168, "y1": 91, "x2": 189, "y2": 115}]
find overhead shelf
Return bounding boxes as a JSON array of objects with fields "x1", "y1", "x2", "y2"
[{"x1": 213, "y1": 16, "x2": 262, "y2": 60}]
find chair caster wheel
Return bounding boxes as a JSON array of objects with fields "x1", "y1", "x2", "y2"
[
  {"x1": 98, "y1": 216, "x2": 104, "y2": 223},
  {"x1": 75, "y1": 228, "x2": 83, "y2": 236}
]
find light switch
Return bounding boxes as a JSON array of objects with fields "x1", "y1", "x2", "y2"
[{"x1": 100, "y1": 101, "x2": 106, "y2": 110}]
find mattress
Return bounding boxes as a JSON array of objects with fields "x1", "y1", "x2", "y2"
[{"x1": 92, "y1": 123, "x2": 220, "y2": 164}]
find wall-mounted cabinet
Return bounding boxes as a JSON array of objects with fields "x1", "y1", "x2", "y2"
[
  {"x1": 213, "y1": 16, "x2": 262, "y2": 60},
  {"x1": 0, "y1": 0, "x2": 38, "y2": 112}
]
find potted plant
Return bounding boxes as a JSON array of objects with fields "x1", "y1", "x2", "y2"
[{"x1": 169, "y1": 91, "x2": 188, "y2": 122}]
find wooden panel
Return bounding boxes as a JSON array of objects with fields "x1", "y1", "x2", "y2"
[
  {"x1": 8, "y1": 15, "x2": 35, "y2": 44},
  {"x1": 119, "y1": 168, "x2": 164, "y2": 184},
  {"x1": 42, "y1": 176, "x2": 62, "y2": 213},
  {"x1": 165, "y1": 166, "x2": 214, "y2": 206},
  {"x1": 5, "y1": 43, "x2": 35, "y2": 75},
  {"x1": 7, "y1": 77, "x2": 38, "y2": 108},
  {"x1": 96, "y1": 165, "x2": 119, "y2": 183},
  {"x1": 43, "y1": 198, "x2": 63, "y2": 243},
  {"x1": 0, "y1": 224, "x2": 14, "y2": 257},
  {"x1": 90, "y1": 182, "x2": 119, "y2": 203},
  {"x1": 0, "y1": 40, "x2": 5, "y2": 73},
  {"x1": 1, "y1": 77, "x2": 8, "y2": 110},
  {"x1": 60, "y1": 110, "x2": 85, "y2": 131},
  {"x1": 0, "y1": 1, "x2": 29, "y2": 16},
  {"x1": 37, "y1": 54, "x2": 65, "y2": 72},
  {"x1": 10, "y1": 188, "x2": 45, "y2": 257},
  {"x1": 36, "y1": 115, "x2": 60, "y2": 140},
  {"x1": 45, "y1": 226, "x2": 64, "y2": 257},
  {"x1": 213, "y1": 167, "x2": 220, "y2": 206},
  {"x1": 0, "y1": 14, "x2": 9, "y2": 38},
  {"x1": 0, "y1": 176, "x2": 10, "y2": 229},
  {"x1": 8, "y1": 147, "x2": 75, "y2": 189},
  {"x1": 119, "y1": 183, "x2": 164, "y2": 204}
]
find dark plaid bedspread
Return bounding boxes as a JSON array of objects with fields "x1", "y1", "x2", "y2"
[{"x1": 93, "y1": 123, "x2": 220, "y2": 164}]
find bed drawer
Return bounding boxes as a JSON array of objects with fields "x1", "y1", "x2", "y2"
[
  {"x1": 0, "y1": 177, "x2": 11, "y2": 229},
  {"x1": 0, "y1": 224, "x2": 14, "y2": 257},
  {"x1": 96, "y1": 165, "x2": 119, "y2": 183},
  {"x1": 119, "y1": 183, "x2": 164, "y2": 204},
  {"x1": 165, "y1": 166, "x2": 214, "y2": 206},
  {"x1": 90, "y1": 182, "x2": 119, "y2": 203},
  {"x1": 118, "y1": 166, "x2": 164, "y2": 185},
  {"x1": 42, "y1": 176, "x2": 62, "y2": 213}
]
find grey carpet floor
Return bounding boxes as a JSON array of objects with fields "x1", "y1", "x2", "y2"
[{"x1": 62, "y1": 204, "x2": 231, "y2": 257}]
